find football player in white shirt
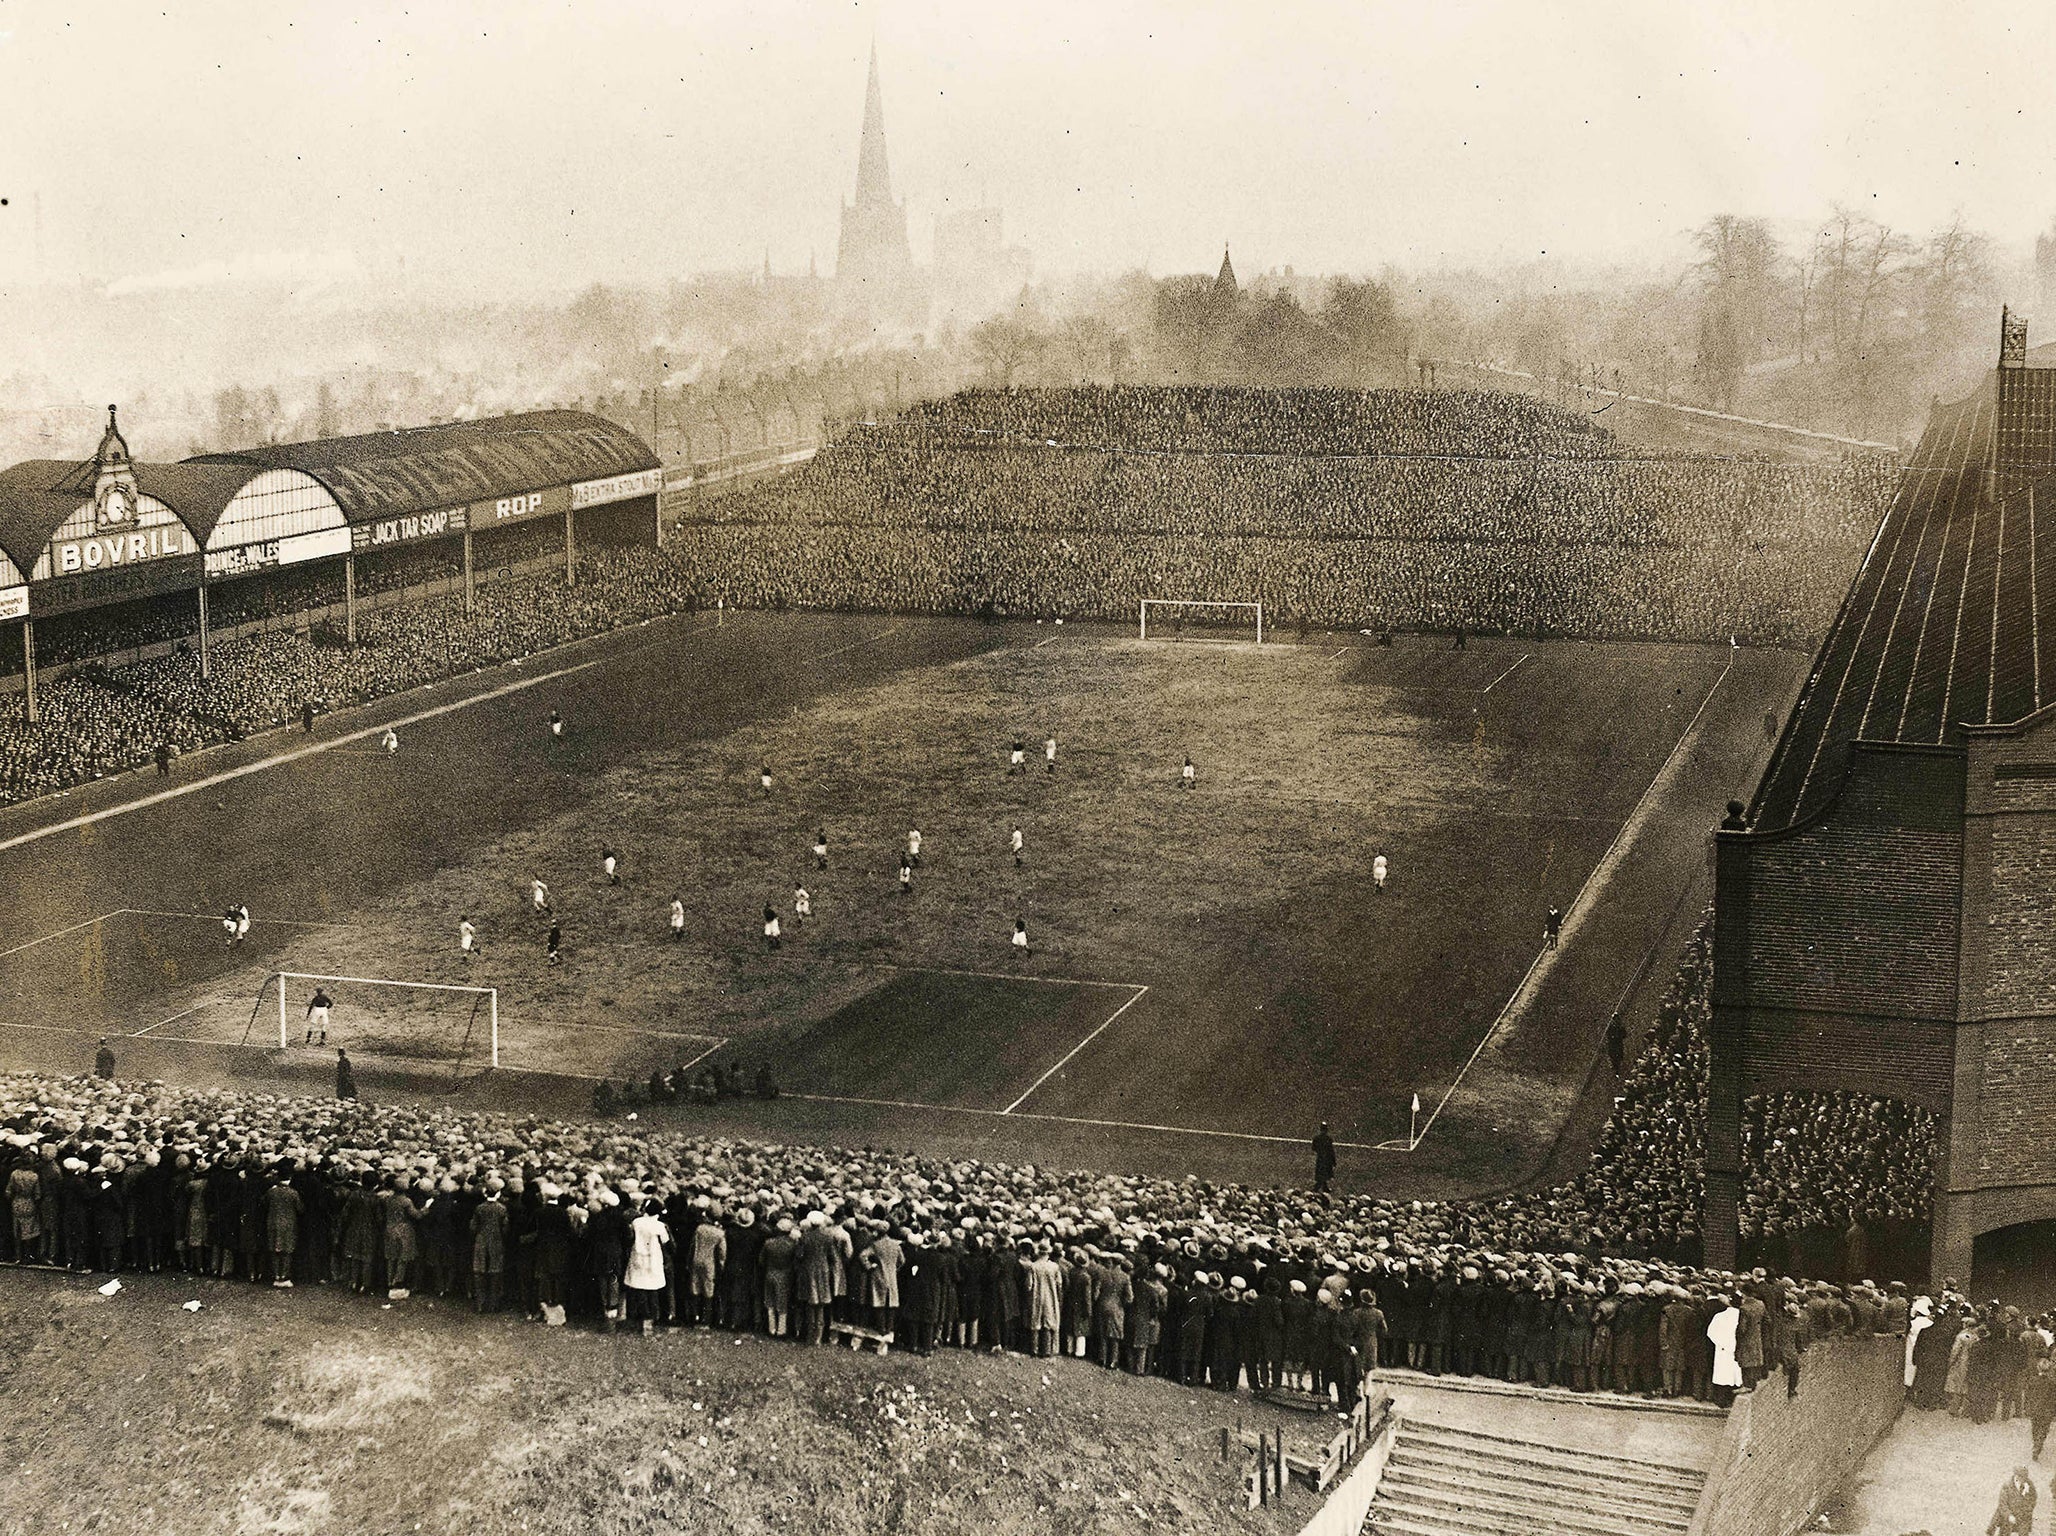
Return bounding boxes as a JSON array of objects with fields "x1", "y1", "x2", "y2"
[
  {"x1": 459, "y1": 917, "x2": 479, "y2": 962},
  {"x1": 794, "y1": 885, "x2": 812, "y2": 923},
  {"x1": 531, "y1": 877, "x2": 551, "y2": 916},
  {"x1": 1372, "y1": 854, "x2": 1388, "y2": 892},
  {"x1": 233, "y1": 904, "x2": 252, "y2": 945},
  {"x1": 602, "y1": 849, "x2": 620, "y2": 886},
  {"x1": 907, "y1": 829, "x2": 922, "y2": 868},
  {"x1": 1181, "y1": 757, "x2": 1195, "y2": 790},
  {"x1": 381, "y1": 728, "x2": 400, "y2": 756},
  {"x1": 669, "y1": 898, "x2": 686, "y2": 941},
  {"x1": 759, "y1": 764, "x2": 773, "y2": 797},
  {"x1": 1010, "y1": 826, "x2": 1024, "y2": 867},
  {"x1": 1045, "y1": 735, "x2": 1058, "y2": 773}
]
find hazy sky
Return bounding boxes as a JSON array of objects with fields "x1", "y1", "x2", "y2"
[{"x1": 1, "y1": 0, "x2": 2051, "y2": 294}]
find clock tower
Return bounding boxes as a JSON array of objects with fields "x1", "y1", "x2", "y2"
[{"x1": 91, "y1": 404, "x2": 138, "y2": 529}]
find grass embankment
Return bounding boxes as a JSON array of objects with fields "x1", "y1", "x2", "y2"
[{"x1": 0, "y1": 1266, "x2": 1313, "y2": 1536}]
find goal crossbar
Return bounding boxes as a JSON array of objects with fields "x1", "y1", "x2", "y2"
[
  {"x1": 267, "y1": 969, "x2": 500, "y2": 1066},
  {"x1": 1139, "y1": 599, "x2": 1264, "y2": 644}
]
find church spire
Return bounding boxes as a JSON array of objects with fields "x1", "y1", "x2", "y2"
[
  {"x1": 852, "y1": 41, "x2": 895, "y2": 211},
  {"x1": 836, "y1": 43, "x2": 914, "y2": 290},
  {"x1": 1214, "y1": 245, "x2": 1238, "y2": 298}
]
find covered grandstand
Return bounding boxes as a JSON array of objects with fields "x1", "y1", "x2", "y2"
[
  {"x1": 0, "y1": 409, "x2": 660, "y2": 721},
  {"x1": 1712, "y1": 306, "x2": 2056, "y2": 1287}
]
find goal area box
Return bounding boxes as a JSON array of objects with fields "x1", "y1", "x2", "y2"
[
  {"x1": 1138, "y1": 600, "x2": 1264, "y2": 644},
  {"x1": 259, "y1": 970, "x2": 500, "y2": 1068}
]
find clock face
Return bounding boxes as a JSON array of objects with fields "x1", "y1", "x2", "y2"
[{"x1": 106, "y1": 489, "x2": 128, "y2": 521}]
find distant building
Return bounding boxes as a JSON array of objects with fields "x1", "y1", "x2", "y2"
[
  {"x1": 836, "y1": 45, "x2": 919, "y2": 315},
  {"x1": 2038, "y1": 225, "x2": 2056, "y2": 328},
  {"x1": 932, "y1": 203, "x2": 1031, "y2": 318},
  {"x1": 1213, "y1": 246, "x2": 1240, "y2": 302}
]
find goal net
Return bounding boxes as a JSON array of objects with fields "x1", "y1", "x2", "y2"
[
  {"x1": 1139, "y1": 599, "x2": 1264, "y2": 644},
  {"x1": 248, "y1": 970, "x2": 500, "y2": 1073}
]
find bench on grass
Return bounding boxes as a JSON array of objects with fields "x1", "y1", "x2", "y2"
[{"x1": 828, "y1": 1321, "x2": 893, "y2": 1355}]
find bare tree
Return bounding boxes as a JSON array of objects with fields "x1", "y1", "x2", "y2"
[{"x1": 969, "y1": 317, "x2": 1047, "y2": 388}]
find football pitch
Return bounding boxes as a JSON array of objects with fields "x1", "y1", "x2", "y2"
[{"x1": 0, "y1": 610, "x2": 1802, "y2": 1187}]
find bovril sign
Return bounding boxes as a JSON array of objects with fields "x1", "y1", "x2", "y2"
[{"x1": 53, "y1": 524, "x2": 196, "y2": 574}]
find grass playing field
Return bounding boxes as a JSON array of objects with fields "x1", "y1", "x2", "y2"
[{"x1": 0, "y1": 610, "x2": 1800, "y2": 1188}]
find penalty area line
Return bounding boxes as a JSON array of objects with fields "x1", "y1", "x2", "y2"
[
  {"x1": 873, "y1": 962, "x2": 1147, "y2": 991},
  {"x1": 534, "y1": 1017, "x2": 728, "y2": 1043},
  {"x1": 1002, "y1": 984, "x2": 1150, "y2": 1114},
  {"x1": 782, "y1": 1089, "x2": 1382, "y2": 1151},
  {"x1": 1479, "y1": 654, "x2": 1531, "y2": 694},
  {"x1": 0, "y1": 909, "x2": 127, "y2": 958},
  {"x1": 131, "y1": 999, "x2": 227, "y2": 1039},
  {"x1": 123, "y1": 907, "x2": 359, "y2": 930}
]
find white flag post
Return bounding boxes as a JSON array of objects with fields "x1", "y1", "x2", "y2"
[{"x1": 1409, "y1": 1093, "x2": 1421, "y2": 1150}]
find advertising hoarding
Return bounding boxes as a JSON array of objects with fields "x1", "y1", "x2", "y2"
[
  {"x1": 570, "y1": 468, "x2": 664, "y2": 510},
  {"x1": 350, "y1": 505, "x2": 470, "y2": 553},
  {"x1": 205, "y1": 525, "x2": 353, "y2": 578}
]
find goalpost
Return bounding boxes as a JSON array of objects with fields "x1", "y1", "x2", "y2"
[
  {"x1": 256, "y1": 970, "x2": 500, "y2": 1068},
  {"x1": 1139, "y1": 599, "x2": 1264, "y2": 644}
]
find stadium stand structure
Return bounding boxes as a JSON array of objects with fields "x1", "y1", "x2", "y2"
[
  {"x1": 0, "y1": 408, "x2": 660, "y2": 721},
  {"x1": 1713, "y1": 306, "x2": 2056, "y2": 1287}
]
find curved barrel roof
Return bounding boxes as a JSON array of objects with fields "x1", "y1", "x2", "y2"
[
  {"x1": 0, "y1": 410, "x2": 658, "y2": 582},
  {"x1": 188, "y1": 410, "x2": 657, "y2": 524}
]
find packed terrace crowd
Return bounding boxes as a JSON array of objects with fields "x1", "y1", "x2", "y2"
[
  {"x1": 690, "y1": 388, "x2": 1892, "y2": 641},
  {"x1": 0, "y1": 386, "x2": 1898, "y2": 809},
  {"x1": 893, "y1": 386, "x2": 1626, "y2": 458},
  {"x1": 1, "y1": 921, "x2": 1942, "y2": 1403}
]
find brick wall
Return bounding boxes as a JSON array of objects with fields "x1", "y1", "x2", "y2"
[
  {"x1": 1981, "y1": 820, "x2": 2056, "y2": 1016},
  {"x1": 1739, "y1": 1010, "x2": 1954, "y2": 1110},
  {"x1": 1687, "y1": 1335, "x2": 1904, "y2": 1536},
  {"x1": 1725, "y1": 747, "x2": 1963, "y2": 1021},
  {"x1": 1977, "y1": 1017, "x2": 2056, "y2": 1184}
]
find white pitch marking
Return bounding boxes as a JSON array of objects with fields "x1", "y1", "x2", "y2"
[
  {"x1": 123, "y1": 908, "x2": 358, "y2": 930},
  {"x1": 1479, "y1": 654, "x2": 1531, "y2": 694},
  {"x1": 874, "y1": 962, "x2": 1144, "y2": 990},
  {"x1": 1002, "y1": 984, "x2": 1151, "y2": 1114},
  {"x1": 131, "y1": 999, "x2": 223, "y2": 1039},
  {"x1": 0, "y1": 910, "x2": 125, "y2": 958},
  {"x1": 534, "y1": 1018, "x2": 727, "y2": 1043},
  {"x1": 0, "y1": 611, "x2": 730, "y2": 857},
  {"x1": 0, "y1": 1018, "x2": 89, "y2": 1036},
  {"x1": 672, "y1": 1037, "x2": 728, "y2": 1073},
  {"x1": 1380, "y1": 650, "x2": 1737, "y2": 1152},
  {"x1": 783, "y1": 1089, "x2": 1381, "y2": 1151},
  {"x1": 810, "y1": 621, "x2": 905, "y2": 664}
]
